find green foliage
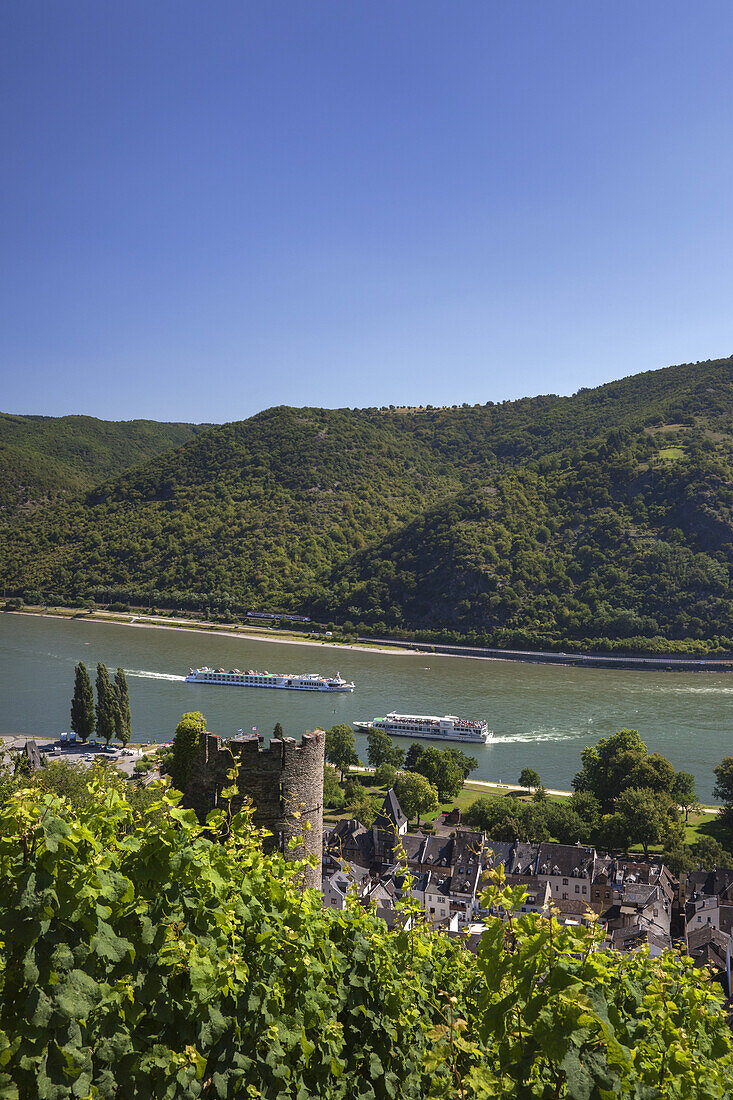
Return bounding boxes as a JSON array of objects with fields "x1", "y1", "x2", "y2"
[
  {"x1": 70, "y1": 661, "x2": 95, "y2": 742},
  {"x1": 671, "y1": 771, "x2": 699, "y2": 821},
  {"x1": 95, "y1": 663, "x2": 117, "y2": 746},
  {"x1": 691, "y1": 836, "x2": 733, "y2": 869},
  {"x1": 325, "y1": 724, "x2": 359, "y2": 781},
  {"x1": 404, "y1": 744, "x2": 476, "y2": 799},
  {"x1": 2, "y1": 358, "x2": 731, "y2": 655},
  {"x1": 573, "y1": 729, "x2": 683, "y2": 814},
  {"x1": 0, "y1": 777, "x2": 731, "y2": 1099},
  {"x1": 366, "y1": 726, "x2": 404, "y2": 769},
  {"x1": 713, "y1": 756, "x2": 733, "y2": 805},
  {"x1": 519, "y1": 767, "x2": 541, "y2": 791},
  {"x1": 273, "y1": 721, "x2": 284, "y2": 738},
  {"x1": 374, "y1": 763, "x2": 398, "y2": 788},
  {"x1": 167, "y1": 711, "x2": 207, "y2": 792},
  {"x1": 345, "y1": 793, "x2": 383, "y2": 828},
  {"x1": 467, "y1": 796, "x2": 550, "y2": 843},
  {"x1": 113, "y1": 667, "x2": 132, "y2": 746},
  {"x1": 394, "y1": 772, "x2": 439, "y2": 825},
  {"x1": 602, "y1": 787, "x2": 671, "y2": 856},
  {"x1": 323, "y1": 765, "x2": 346, "y2": 810},
  {"x1": 0, "y1": 412, "x2": 204, "y2": 512},
  {"x1": 408, "y1": 746, "x2": 464, "y2": 801}
]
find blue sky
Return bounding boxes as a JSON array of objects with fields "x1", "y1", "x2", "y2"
[{"x1": 2, "y1": 1, "x2": 732, "y2": 423}]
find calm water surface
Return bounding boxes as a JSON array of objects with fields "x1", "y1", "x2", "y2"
[{"x1": 1, "y1": 615, "x2": 731, "y2": 800}]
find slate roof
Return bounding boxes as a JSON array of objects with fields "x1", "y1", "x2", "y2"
[
  {"x1": 687, "y1": 924, "x2": 731, "y2": 954},
  {"x1": 374, "y1": 788, "x2": 407, "y2": 833},
  {"x1": 687, "y1": 869, "x2": 733, "y2": 900},
  {"x1": 484, "y1": 841, "x2": 515, "y2": 870},
  {"x1": 535, "y1": 842, "x2": 595, "y2": 879}
]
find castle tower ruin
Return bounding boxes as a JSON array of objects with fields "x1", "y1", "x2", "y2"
[{"x1": 184, "y1": 729, "x2": 325, "y2": 889}]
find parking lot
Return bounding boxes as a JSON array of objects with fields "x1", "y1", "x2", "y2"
[{"x1": 0, "y1": 735, "x2": 157, "y2": 778}]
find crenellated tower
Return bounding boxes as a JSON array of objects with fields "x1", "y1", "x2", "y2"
[{"x1": 184, "y1": 729, "x2": 325, "y2": 888}]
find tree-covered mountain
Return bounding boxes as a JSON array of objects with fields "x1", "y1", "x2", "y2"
[
  {"x1": 321, "y1": 429, "x2": 733, "y2": 650},
  {"x1": 0, "y1": 356, "x2": 731, "y2": 652},
  {"x1": 0, "y1": 412, "x2": 207, "y2": 511}
]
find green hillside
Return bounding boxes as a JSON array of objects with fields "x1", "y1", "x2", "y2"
[
  {"x1": 0, "y1": 413, "x2": 207, "y2": 511},
  {"x1": 322, "y1": 430, "x2": 733, "y2": 650},
  {"x1": 0, "y1": 357, "x2": 731, "y2": 652}
]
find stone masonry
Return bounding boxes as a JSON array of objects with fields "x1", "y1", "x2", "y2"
[{"x1": 184, "y1": 730, "x2": 325, "y2": 889}]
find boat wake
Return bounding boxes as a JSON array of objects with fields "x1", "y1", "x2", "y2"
[
  {"x1": 490, "y1": 728, "x2": 585, "y2": 745},
  {"x1": 125, "y1": 669, "x2": 186, "y2": 683},
  {"x1": 642, "y1": 685, "x2": 733, "y2": 696}
]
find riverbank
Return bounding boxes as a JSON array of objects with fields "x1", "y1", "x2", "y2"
[
  {"x1": 7, "y1": 608, "x2": 425, "y2": 657},
  {"x1": 8, "y1": 607, "x2": 733, "y2": 671}
]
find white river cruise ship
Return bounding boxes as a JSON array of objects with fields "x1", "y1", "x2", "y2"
[
  {"x1": 185, "y1": 668, "x2": 355, "y2": 692},
  {"x1": 354, "y1": 712, "x2": 492, "y2": 744}
]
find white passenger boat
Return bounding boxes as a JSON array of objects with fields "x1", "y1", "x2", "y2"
[
  {"x1": 185, "y1": 667, "x2": 355, "y2": 692},
  {"x1": 354, "y1": 711, "x2": 492, "y2": 743}
]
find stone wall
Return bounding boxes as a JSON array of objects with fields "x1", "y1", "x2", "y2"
[{"x1": 184, "y1": 730, "x2": 325, "y2": 888}]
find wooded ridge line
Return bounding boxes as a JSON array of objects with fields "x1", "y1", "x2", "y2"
[{"x1": 1, "y1": 355, "x2": 731, "y2": 654}]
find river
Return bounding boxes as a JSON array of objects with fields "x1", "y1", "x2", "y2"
[{"x1": 1, "y1": 614, "x2": 731, "y2": 800}]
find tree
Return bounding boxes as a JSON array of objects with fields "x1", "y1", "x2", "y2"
[
  {"x1": 569, "y1": 791, "x2": 602, "y2": 837},
  {"x1": 412, "y1": 747, "x2": 463, "y2": 800},
  {"x1": 671, "y1": 771, "x2": 699, "y2": 822},
  {"x1": 691, "y1": 836, "x2": 733, "y2": 869},
  {"x1": 466, "y1": 796, "x2": 549, "y2": 843},
  {"x1": 713, "y1": 757, "x2": 733, "y2": 805},
  {"x1": 113, "y1": 668, "x2": 132, "y2": 746},
  {"x1": 546, "y1": 802, "x2": 586, "y2": 845},
  {"x1": 95, "y1": 663, "x2": 117, "y2": 746},
  {"x1": 325, "y1": 724, "x2": 359, "y2": 781},
  {"x1": 167, "y1": 711, "x2": 207, "y2": 792},
  {"x1": 626, "y1": 752, "x2": 676, "y2": 797},
  {"x1": 374, "y1": 763, "x2": 397, "y2": 788},
  {"x1": 323, "y1": 765, "x2": 345, "y2": 810},
  {"x1": 519, "y1": 767, "x2": 540, "y2": 793},
  {"x1": 366, "y1": 727, "x2": 404, "y2": 769},
  {"x1": 273, "y1": 722, "x2": 284, "y2": 737},
  {"x1": 613, "y1": 787, "x2": 670, "y2": 857},
  {"x1": 345, "y1": 793, "x2": 382, "y2": 828},
  {"x1": 393, "y1": 772, "x2": 439, "y2": 825},
  {"x1": 573, "y1": 729, "x2": 668, "y2": 813},
  {"x1": 661, "y1": 840, "x2": 694, "y2": 877},
  {"x1": 403, "y1": 743, "x2": 425, "y2": 771},
  {"x1": 444, "y1": 749, "x2": 478, "y2": 779},
  {"x1": 70, "y1": 662, "x2": 95, "y2": 742}
]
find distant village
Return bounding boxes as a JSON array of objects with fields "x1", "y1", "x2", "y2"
[{"x1": 324, "y1": 786, "x2": 733, "y2": 999}]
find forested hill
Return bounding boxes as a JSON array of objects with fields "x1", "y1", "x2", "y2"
[
  {"x1": 0, "y1": 413, "x2": 207, "y2": 511},
  {"x1": 322, "y1": 431, "x2": 733, "y2": 651},
  {"x1": 0, "y1": 356, "x2": 731, "y2": 653}
]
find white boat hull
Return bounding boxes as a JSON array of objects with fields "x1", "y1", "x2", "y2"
[
  {"x1": 354, "y1": 720, "x2": 491, "y2": 744},
  {"x1": 186, "y1": 676, "x2": 353, "y2": 692}
]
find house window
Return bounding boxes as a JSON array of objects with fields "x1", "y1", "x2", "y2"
[
  {"x1": 575, "y1": 886, "x2": 580, "y2": 894},
  {"x1": 563, "y1": 878, "x2": 568, "y2": 885},
  {"x1": 562, "y1": 892, "x2": 568, "y2": 900},
  {"x1": 582, "y1": 886, "x2": 586, "y2": 894}
]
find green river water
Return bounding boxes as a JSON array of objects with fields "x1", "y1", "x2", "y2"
[{"x1": 1, "y1": 614, "x2": 731, "y2": 800}]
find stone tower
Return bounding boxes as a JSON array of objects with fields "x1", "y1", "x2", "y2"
[{"x1": 184, "y1": 729, "x2": 325, "y2": 889}]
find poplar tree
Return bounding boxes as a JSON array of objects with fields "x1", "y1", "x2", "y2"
[
  {"x1": 70, "y1": 662, "x2": 95, "y2": 742},
  {"x1": 113, "y1": 668, "x2": 132, "y2": 746},
  {"x1": 95, "y1": 663, "x2": 117, "y2": 746}
]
